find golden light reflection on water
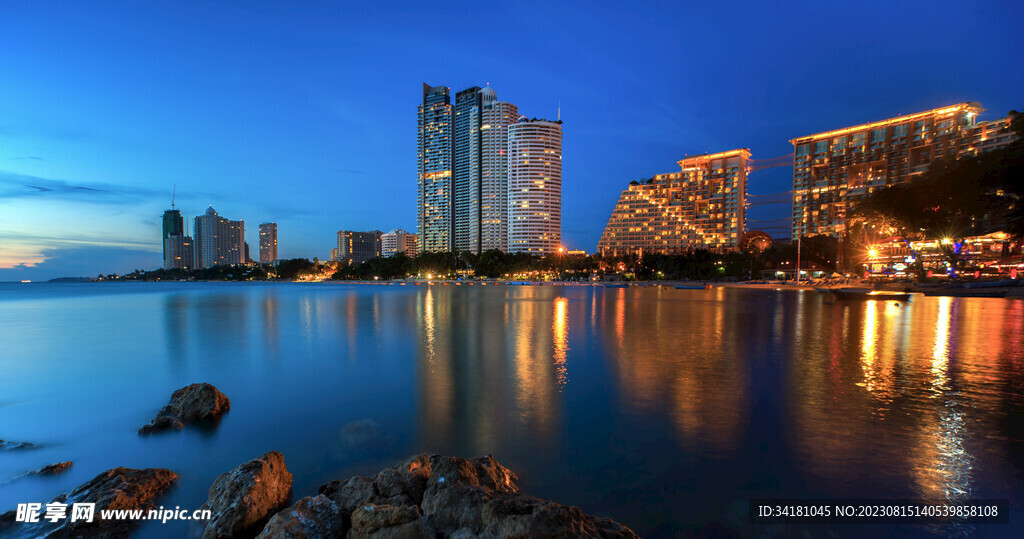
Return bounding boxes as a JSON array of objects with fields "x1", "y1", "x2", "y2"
[{"x1": 552, "y1": 296, "x2": 569, "y2": 389}]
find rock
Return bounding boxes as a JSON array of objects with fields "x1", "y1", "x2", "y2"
[
  {"x1": 0, "y1": 439, "x2": 37, "y2": 450},
  {"x1": 49, "y1": 467, "x2": 178, "y2": 537},
  {"x1": 303, "y1": 454, "x2": 637, "y2": 539},
  {"x1": 140, "y1": 383, "x2": 230, "y2": 434},
  {"x1": 256, "y1": 494, "x2": 345, "y2": 539},
  {"x1": 349, "y1": 504, "x2": 429, "y2": 538},
  {"x1": 32, "y1": 461, "x2": 73, "y2": 476},
  {"x1": 202, "y1": 451, "x2": 293, "y2": 539}
]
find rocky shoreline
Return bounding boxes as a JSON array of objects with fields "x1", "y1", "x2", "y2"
[{"x1": 2, "y1": 383, "x2": 637, "y2": 538}]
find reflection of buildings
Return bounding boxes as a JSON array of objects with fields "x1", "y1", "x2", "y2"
[
  {"x1": 790, "y1": 103, "x2": 1018, "y2": 239},
  {"x1": 601, "y1": 286, "x2": 746, "y2": 450},
  {"x1": 415, "y1": 286, "x2": 565, "y2": 454},
  {"x1": 598, "y1": 149, "x2": 749, "y2": 256}
]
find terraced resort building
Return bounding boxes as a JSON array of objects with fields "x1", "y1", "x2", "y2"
[{"x1": 598, "y1": 149, "x2": 749, "y2": 256}]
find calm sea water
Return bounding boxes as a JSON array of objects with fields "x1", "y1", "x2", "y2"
[{"x1": 1, "y1": 282, "x2": 1022, "y2": 537}]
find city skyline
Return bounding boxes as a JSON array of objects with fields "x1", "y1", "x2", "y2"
[{"x1": 2, "y1": 1, "x2": 1022, "y2": 280}]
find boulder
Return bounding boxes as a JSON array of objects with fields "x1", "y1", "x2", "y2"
[
  {"x1": 140, "y1": 383, "x2": 230, "y2": 434},
  {"x1": 32, "y1": 461, "x2": 73, "y2": 476},
  {"x1": 202, "y1": 451, "x2": 293, "y2": 539},
  {"x1": 49, "y1": 467, "x2": 178, "y2": 537},
  {"x1": 0, "y1": 439, "x2": 37, "y2": 450},
  {"x1": 256, "y1": 494, "x2": 345, "y2": 539},
  {"x1": 302, "y1": 454, "x2": 637, "y2": 538}
]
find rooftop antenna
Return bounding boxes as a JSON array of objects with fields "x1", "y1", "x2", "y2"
[
  {"x1": 557, "y1": 100, "x2": 561, "y2": 122},
  {"x1": 171, "y1": 184, "x2": 176, "y2": 209}
]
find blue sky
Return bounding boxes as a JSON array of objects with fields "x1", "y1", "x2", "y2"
[{"x1": 1, "y1": 0, "x2": 1021, "y2": 280}]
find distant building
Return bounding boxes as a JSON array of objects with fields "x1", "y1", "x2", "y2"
[
  {"x1": 161, "y1": 208, "x2": 183, "y2": 263},
  {"x1": 479, "y1": 89, "x2": 518, "y2": 252},
  {"x1": 598, "y1": 149, "x2": 749, "y2": 256},
  {"x1": 418, "y1": 83, "x2": 454, "y2": 253},
  {"x1": 332, "y1": 230, "x2": 382, "y2": 265},
  {"x1": 164, "y1": 234, "x2": 194, "y2": 270},
  {"x1": 259, "y1": 223, "x2": 278, "y2": 263},
  {"x1": 508, "y1": 118, "x2": 563, "y2": 254},
  {"x1": 381, "y1": 229, "x2": 419, "y2": 257},
  {"x1": 194, "y1": 206, "x2": 245, "y2": 268},
  {"x1": 790, "y1": 102, "x2": 1019, "y2": 240}
]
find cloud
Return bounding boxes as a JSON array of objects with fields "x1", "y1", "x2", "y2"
[
  {"x1": 0, "y1": 245, "x2": 160, "y2": 282},
  {"x1": 8, "y1": 156, "x2": 46, "y2": 161},
  {"x1": 0, "y1": 171, "x2": 158, "y2": 202}
]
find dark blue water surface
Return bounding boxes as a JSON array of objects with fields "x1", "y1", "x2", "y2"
[{"x1": 1, "y1": 282, "x2": 1023, "y2": 537}]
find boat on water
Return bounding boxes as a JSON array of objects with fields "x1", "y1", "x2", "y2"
[
  {"x1": 830, "y1": 288, "x2": 911, "y2": 301},
  {"x1": 674, "y1": 284, "x2": 709, "y2": 290},
  {"x1": 603, "y1": 283, "x2": 629, "y2": 288},
  {"x1": 964, "y1": 279, "x2": 1020, "y2": 289}
]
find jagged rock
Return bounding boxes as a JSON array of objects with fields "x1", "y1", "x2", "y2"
[
  {"x1": 256, "y1": 494, "x2": 345, "y2": 539},
  {"x1": 304, "y1": 454, "x2": 637, "y2": 538},
  {"x1": 202, "y1": 451, "x2": 293, "y2": 539},
  {"x1": 0, "y1": 439, "x2": 37, "y2": 450},
  {"x1": 349, "y1": 504, "x2": 429, "y2": 538},
  {"x1": 49, "y1": 467, "x2": 178, "y2": 537},
  {"x1": 140, "y1": 383, "x2": 230, "y2": 434},
  {"x1": 32, "y1": 461, "x2": 73, "y2": 476}
]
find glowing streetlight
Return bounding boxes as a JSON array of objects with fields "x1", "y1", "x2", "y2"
[{"x1": 868, "y1": 248, "x2": 878, "y2": 258}]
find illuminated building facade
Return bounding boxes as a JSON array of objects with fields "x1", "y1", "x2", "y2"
[
  {"x1": 418, "y1": 83, "x2": 453, "y2": 252},
  {"x1": 331, "y1": 230, "x2": 381, "y2": 265},
  {"x1": 508, "y1": 118, "x2": 562, "y2": 254},
  {"x1": 161, "y1": 208, "x2": 183, "y2": 263},
  {"x1": 381, "y1": 229, "x2": 419, "y2": 257},
  {"x1": 790, "y1": 102, "x2": 1018, "y2": 240},
  {"x1": 453, "y1": 86, "x2": 482, "y2": 253},
  {"x1": 259, "y1": 223, "x2": 277, "y2": 264},
  {"x1": 598, "y1": 149, "x2": 749, "y2": 256},
  {"x1": 194, "y1": 206, "x2": 245, "y2": 268},
  {"x1": 163, "y1": 234, "x2": 194, "y2": 270},
  {"x1": 478, "y1": 90, "x2": 518, "y2": 252}
]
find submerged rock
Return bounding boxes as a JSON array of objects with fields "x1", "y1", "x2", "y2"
[
  {"x1": 139, "y1": 383, "x2": 230, "y2": 434},
  {"x1": 201, "y1": 451, "x2": 293, "y2": 539},
  {"x1": 0, "y1": 439, "x2": 37, "y2": 450},
  {"x1": 303, "y1": 454, "x2": 637, "y2": 538},
  {"x1": 32, "y1": 461, "x2": 73, "y2": 476},
  {"x1": 49, "y1": 467, "x2": 178, "y2": 537}
]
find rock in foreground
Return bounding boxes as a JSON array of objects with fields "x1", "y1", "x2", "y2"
[
  {"x1": 49, "y1": 467, "x2": 178, "y2": 537},
  {"x1": 139, "y1": 383, "x2": 231, "y2": 434},
  {"x1": 264, "y1": 454, "x2": 637, "y2": 538},
  {"x1": 202, "y1": 451, "x2": 293, "y2": 539}
]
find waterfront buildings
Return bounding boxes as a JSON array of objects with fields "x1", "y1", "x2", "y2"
[
  {"x1": 161, "y1": 208, "x2": 183, "y2": 263},
  {"x1": 381, "y1": 229, "x2": 419, "y2": 257},
  {"x1": 194, "y1": 206, "x2": 245, "y2": 268},
  {"x1": 418, "y1": 83, "x2": 554, "y2": 254},
  {"x1": 790, "y1": 102, "x2": 1018, "y2": 240},
  {"x1": 259, "y1": 223, "x2": 278, "y2": 264},
  {"x1": 418, "y1": 84, "x2": 454, "y2": 253},
  {"x1": 598, "y1": 149, "x2": 749, "y2": 256},
  {"x1": 331, "y1": 230, "x2": 382, "y2": 265},
  {"x1": 508, "y1": 118, "x2": 563, "y2": 254}
]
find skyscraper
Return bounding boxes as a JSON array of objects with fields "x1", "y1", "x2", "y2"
[
  {"x1": 417, "y1": 83, "x2": 453, "y2": 253},
  {"x1": 194, "y1": 206, "x2": 245, "y2": 268},
  {"x1": 478, "y1": 88, "x2": 517, "y2": 252},
  {"x1": 163, "y1": 234, "x2": 194, "y2": 270},
  {"x1": 259, "y1": 223, "x2": 278, "y2": 263},
  {"x1": 161, "y1": 208, "x2": 183, "y2": 262},
  {"x1": 331, "y1": 230, "x2": 382, "y2": 265},
  {"x1": 508, "y1": 118, "x2": 563, "y2": 254},
  {"x1": 453, "y1": 86, "x2": 482, "y2": 253}
]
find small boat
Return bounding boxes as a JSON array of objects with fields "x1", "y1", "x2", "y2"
[
  {"x1": 964, "y1": 279, "x2": 1019, "y2": 289},
  {"x1": 831, "y1": 288, "x2": 911, "y2": 301},
  {"x1": 674, "y1": 284, "x2": 708, "y2": 290},
  {"x1": 603, "y1": 283, "x2": 629, "y2": 288}
]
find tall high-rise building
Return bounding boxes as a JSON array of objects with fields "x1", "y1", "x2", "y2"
[
  {"x1": 479, "y1": 89, "x2": 518, "y2": 252},
  {"x1": 508, "y1": 118, "x2": 563, "y2": 254},
  {"x1": 381, "y1": 229, "x2": 419, "y2": 257},
  {"x1": 259, "y1": 223, "x2": 278, "y2": 263},
  {"x1": 194, "y1": 206, "x2": 245, "y2": 268},
  {"x1": 453, "y1": 86, "x2": 483, "y2": 253},
  {"x1": 331, "y1": 230, "x2": 382, "y2": 265},
  {"x1": 418, "y1": 83, "x2": 453, "y2": 253},
  {"x1": 598, "y1": 149, "x2": 750, "y2": 256},
  {"x1": 162, "y1": 209, "x2": 183, "y2": 262},
  {"x1": 163, "y1": 235, "x2": 194, "y2": 270},
  {"x1": 790, "y1": 102, "x2": 1017, "y2": 240}
]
